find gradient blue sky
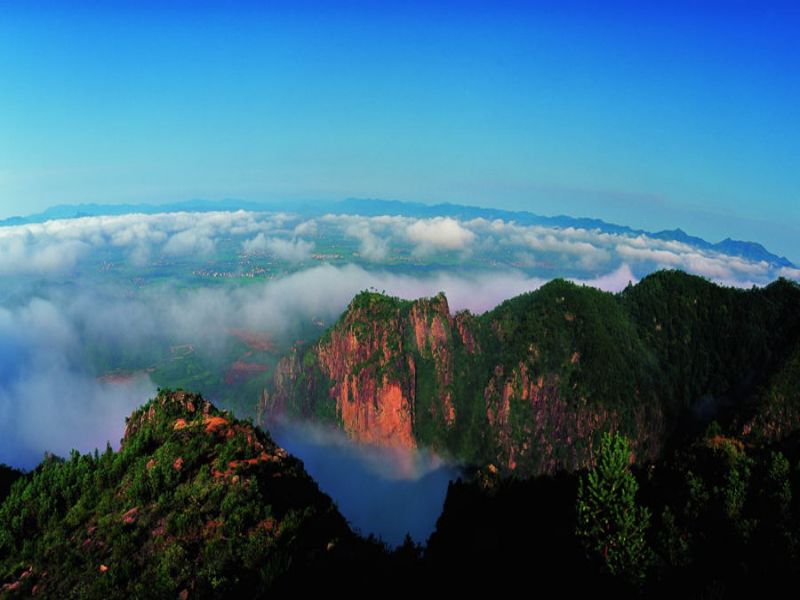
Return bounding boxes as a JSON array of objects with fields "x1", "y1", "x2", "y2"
[{"x1": 1, "y1": 1, "x2": 798, "y2": 260}]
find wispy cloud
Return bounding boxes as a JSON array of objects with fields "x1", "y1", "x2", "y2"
[{"x1": 0, "y1": 298, "x2": 155, "y2": 468}]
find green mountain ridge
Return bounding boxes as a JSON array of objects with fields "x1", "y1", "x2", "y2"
[
  {"x1": 263, "y1": 270, "x2": 800, "y2": 475},
  {"x1": 5, "y1": 387, "x2": 800, "y2": 596}
]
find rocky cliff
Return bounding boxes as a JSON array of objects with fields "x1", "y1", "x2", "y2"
[
  {"x1": 263, "y1": 292, "x2": 459, "y2": 450},
  {"x1": 264, "y1": 271, "x2": 800, "y2": 476}
]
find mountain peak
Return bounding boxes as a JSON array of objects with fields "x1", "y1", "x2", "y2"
[{"x1": 0, "y1": 390, "x2": 359, "y2": 596}]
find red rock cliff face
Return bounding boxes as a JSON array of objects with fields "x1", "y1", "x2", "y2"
[
  {"x1": 312, "y1": 293, "x2": 462, "y2": 448},
  {"x1": 260, "y1": 349, "x2": 302, "y2": 419},
  {"x1": 483, "y1": 361, "x2": 664, "y2": 473},
  {"x1": 407, "y1": 295, "x2": 457, "y2": 427},
  {"x1": 265, "y1": 293, "x2": 466, "y2": 450},
  {"x1": 318, "y1": 323, "x2": 416, "y2": 448}
]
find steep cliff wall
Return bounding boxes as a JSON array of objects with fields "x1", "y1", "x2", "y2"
[{"x1": 262, "y1": 292, "x2": 458, "y2": 449}]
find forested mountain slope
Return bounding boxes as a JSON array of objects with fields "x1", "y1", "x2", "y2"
[
  {"x1": 263, "y1": 270, "x2": 800, "y2": 475},
  {"x1": 0, "y1": 391, "x2": 391, "y2": 598}
]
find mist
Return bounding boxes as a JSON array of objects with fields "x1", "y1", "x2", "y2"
[
  {"x1": 1, "y1": 209, "x2": 792, "y2": 490},
  {"x1": 270, "y1": 419, "x2": 459, "y2": 547},
  {"x1": 1, "y1": 208, "x2": 795, "y2": 562},
  {"x1": 0, "y1": 257, "x2": 730, "y2": 470},
  {"x1": 0, "y1": 265, "x2": 517, "y2": 468},
  {"x1": 0, "y1": 298, "x2": 156, "y2": 469}
]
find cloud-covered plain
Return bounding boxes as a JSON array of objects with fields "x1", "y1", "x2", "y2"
[
  {"x1": 0, "y1": 211, "x2": 300, "y2": 274},
  {"x1": 0, "y1": 210, "x2": 795, "y2": 286}
]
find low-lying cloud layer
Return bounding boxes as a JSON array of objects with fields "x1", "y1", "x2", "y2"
[
  {"x1": 406, "y1": 216, "x2": 475, "y2": 253},
  {"x1": 0, "y1": 211, "x2": 297, "y2": 274},
  {"x1": 0, "y1": 210, "x2": 793, "y2": 286},
  {"x1": 0, "y1": 209, "x2": 796, "y2": 470},
  {"x1": 322, "y1": 213, "x2": 794, "y2": 285},
  {"x1": 241, "y1": 233, "x2": 313, "y2": 262},
  {"x1": 0, "y1": 298, "x2": 156, "y2": 469}
]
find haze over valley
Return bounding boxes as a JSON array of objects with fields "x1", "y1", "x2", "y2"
[{"x1": 0, "y1": 200, "x2": 795, "y2": 546}]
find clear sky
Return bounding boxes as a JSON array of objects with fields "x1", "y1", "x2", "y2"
[{"x1": 1, "y1": 1, "x2": 798, "y2": 260}]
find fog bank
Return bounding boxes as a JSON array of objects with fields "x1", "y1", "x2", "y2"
[{"x1": 271, "y1": 420, "x2": 459, "y2": 547}]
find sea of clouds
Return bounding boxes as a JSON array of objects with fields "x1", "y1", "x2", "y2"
[
  {"x1": 1, "y1": 209, "x2": 796, "y2": 542},
  {"x1": 1, "y1": 209, "x2": 797, "y2": 468},
  {"x1": 1, "y1": 210, "x2": 796, "y2": 283}
]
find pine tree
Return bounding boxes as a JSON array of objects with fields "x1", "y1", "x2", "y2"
[{"x1": 576, "y1": 432, "x2": 651, "y2": 584}]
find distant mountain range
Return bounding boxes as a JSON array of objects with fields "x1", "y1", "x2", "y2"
[{"x1": 1, "y1": 198, "x2": 794, "y2": 268}]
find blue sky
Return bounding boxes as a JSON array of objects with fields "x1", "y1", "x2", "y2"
[{"x1": 1, "y1": 1, "x2": 798, "y2": 260}]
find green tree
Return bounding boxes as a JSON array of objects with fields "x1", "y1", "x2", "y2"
[
  {"x1": 762, "y1": 451, "x2": 792, "y2": 522},
  {"x1": 577, "y1": 432, "x2": 651, "y2": 584}
]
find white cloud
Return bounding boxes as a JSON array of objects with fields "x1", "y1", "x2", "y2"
[
  {"x1": 0, "y1": 209, "x2": 790, "y2": 286},
  {"x1": 405, "y1": 217, "x2": 476, "y2": 252},
  {"x1": 572, "y1": 263, "x2": 637, "y2": 293},
  {"x1": 778, "y1": 266, "x2": 800, "y2": 281},
  {"x1": 241, "y1": 233, "x2": 313, "y2": 262},
  {"x1": 0, "y1": 236, "x2": 90, "y2": 275},
  {"x1": 163, "y1": 229, "x2": 215, "y2": 256},
  {"x1": 0, "y1": 211, "x2": 295, "y2": 272},
  {"x1": 344, "y1": 221, "x2": 390, "y2": 262},
  {"x1": 616, "y1": 244, "x2": 685, "y2": 266},
  {"x1": 293, "y1": 219, "x2": 317, "y2": 237},
  {"x1": 0, "y1": 297, "x2": 156, "y2": 468}
]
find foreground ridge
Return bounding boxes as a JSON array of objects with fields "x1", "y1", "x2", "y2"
[{"x1": 0, "y1": 390, "x2": 367, "y2": 598}]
